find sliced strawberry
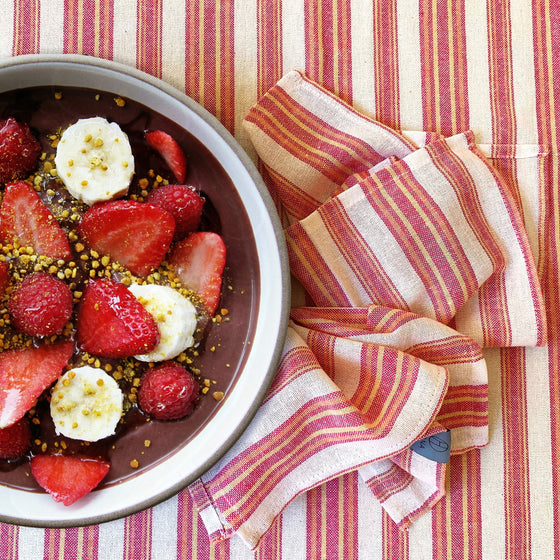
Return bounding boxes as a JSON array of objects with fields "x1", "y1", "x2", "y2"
[
  {"x1": 78, "y1": 200, "x2": 175, "y2": 277},
  {"x1": 0, "y1": 118, "x2": 41, "y2": 184},
  {"x1": 0, "y1": 340, "x2": 73, "y2": 429},
  {"x1": 0, "y1": 181, "x2": 72, "y2": 260},
  {"x1": 0, "y1": 417, "x2": 31, "y2": 460},
  {"x1": 168, "y1": 231, "x2": 226, "y2": 316},
  {"x1": 30, "y1": 454, "x2": 110, "y2": 506},
  {"x1": 145, "y1": 184, "x2": 204, "y2": 239},
  {"x1": 0, "y1": 261, "x2": 9, "y2": 299},
  {"x1": 77, "y1": 278, "x2": 160, "y2": 359},
  {"x1": 145, "y1": 130, "x2": 187, "y2": 183}
]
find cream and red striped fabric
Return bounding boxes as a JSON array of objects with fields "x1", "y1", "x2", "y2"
[
  {"x1": 187, "y1": 71, "x2": 545, "y2": 548},
  {"x1": 1, "y1": 1, "x2": 559, "y2": 559}
]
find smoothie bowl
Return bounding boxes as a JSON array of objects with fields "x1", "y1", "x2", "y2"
[{"x1": 0, "y1": 55, "x2": 289, "y2": 526}]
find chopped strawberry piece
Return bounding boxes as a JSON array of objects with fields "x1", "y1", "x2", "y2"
[
  {"x1": 145, "y1": 130, "x2": 187, "y2": 183},
  {"x1": 0, "y1": 340, "x2": 73, "y2": 429},
  {"x1": 0, "y1": 118, "x2": 41, "y2": 184},
  {"x1": 78, "y1": 200, "x2": 175, "y2": 277},
  {"x1": 168, "y1": 231, "x2": 226, "y2": 316},
  {"x1": 30, "y1": 454, "x2": 110, "y2": 506},
  {"x1": 0, "y1": 261, "x2": 9, "y2": 298},
  {"x1": 77, "y1": 278, "x2": 160, "y2": 359},
  {"x1": 138, "y1": 362, "x2": 199, "y2": 420},
  {"x1": 0, "y1": 181, "x2": 72, "y2": 260},
  {"x1": 9, "y1": 272, "x2": 73, "y2": 337},
  {"x1": 145, "y1": 184, "x2": 204, "y2": 239},
  {"x1": 0, "y1": 417, "x2": 31, "y2": 460}
]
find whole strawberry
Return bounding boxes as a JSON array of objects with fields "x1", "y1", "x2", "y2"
[
  {"x1": 138, "y1": 362, "x2": 199, "y2": 420},
  {"x1": 0, "y1": 118, "x2": 41, "y2": 184},
  {"x1": 0, "y1": 417, "x2": 31, "y2": 460},
  {"x1": 8, "y1": 272, "x2": 73, "y2": 337},
  {"x1": 145, "y1": 184, "x2": 204, "y2": 239}
]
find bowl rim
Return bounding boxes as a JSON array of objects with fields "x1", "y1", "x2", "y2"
[{"x1": 0, "y1": 54, "x2": 290, "y2": 527}]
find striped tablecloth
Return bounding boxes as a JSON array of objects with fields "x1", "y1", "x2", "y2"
[{"x1": 0, "y1": 1, "x2": 558, "y2": 559}]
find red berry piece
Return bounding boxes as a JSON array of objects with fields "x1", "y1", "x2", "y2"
[
  {"x1": 138, "y1": 362, "x2": 199, "y2": 420},
  {"x1": 78, "y1": 200, "x2": 175, "y2": 277},
  {"x1": 0, "y1": 417, "x2": 31, "y2": 460},
  {"x1": 0, "y1": 181, "x2": 72, "y2": 260},
  {"x1": 0, "y1": 261, "x2": 9, "y2": 299},
  {"x1": 30, "y1": 454, "x2": 110, "y2": 506},
  {"x1": 168, "y1": 231, "x2": 226, "y2": 316},
  {"x1": 0, "y1": 340, "x2": 73, "y2": 429},
  {"x1": 77, "y1": 278, "x2": 160, "y2": 359},
  {"x1": 145, "y1": 184, "x2": 204, "y2": 239},
  {"x1": 9, "y1": 272, "x2": 73, "y2": 337},
  {"x1": 145, "y1": 130, "x2": 187, "y2": 183},
  {"x1": 0, "y1": 117, "x2": 41, "y2": 184}
]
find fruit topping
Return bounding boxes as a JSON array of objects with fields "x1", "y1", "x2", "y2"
[
  {"x1": 128, "y1": 283, "x2": 197, "y2": 362},
  {"x1": 8, "y1": 272, "x2": 73, "y2": 337},
  {"x1": 0, "y1": 417, "x2": 31, "y2": 460},
  {"x1": 78, "y1": 200, "x2": 175, "y2": 277},
  {"x1": 76, "y1": 278, "x2": 160, "y2": 359},
  {"x1": 30, "y1": 454, "x2": 111, "y2": 506},
  {"x1": 54, "y1": 117, "x2": 135, "y2": 206},
  {"x1": 0, "y1": 117, "x2": 41, "y2": 184},
  {"x1": 0, "y1": 261, "x2": 9, "y2": 298},
  {"x1": 138, "y1": 362, "x2": 199, "y2": 420},
  {"x1": 145, "y1": 184, "x2": 204, "y2": 239},
  {"x1": 0, "y1": 181, "x2": 72, "y2": 260},
  {"x1": 168, "y1": 231, "x2": 226, "y2": 316},
  {"x1": 50, "y1": 366, "x2": 124, "y2": 442},
  {"x1": 145, "y1": 130, "x2": 187, "y2": 183},
  {"x1": 0, "y1": 340, "x2": 73, "y2": 429}
]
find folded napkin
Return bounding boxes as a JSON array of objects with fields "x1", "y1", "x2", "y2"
[{"x1": 188, "y1": 71, "x2": 546, "y2": 549}]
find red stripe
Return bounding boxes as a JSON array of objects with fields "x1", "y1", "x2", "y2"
[
  {"x1": 431, "y1": 451, "x2": 482, "y2": 559},
  {"x1": 304, "y1": 0, "x2": 352, "y2": 104},
  {"x1": 123, "y1": 509, "x2": 152, "y2": 559},
  {"x1": 257, "y1": 0, "x2": 283, "y2": 97},
  {"x1": 373, "y1": 0, "x2": 400, "y2": 129},
  {"x1": 501, "y1": 348, "x2": 532, "y2": 558},
  {"x1": 306, "y1": 473, "x2": 359, "y2": 559},
  {"x1": 419, "y1": 1, "x2": 469, "y2": 135},
  {"x1": 533, "y1": 3, "x2": 560, "y2": 559},
  {"x1": 13, "y1": 0, "x2": 40, "y2": 55},
  {"x1": 136, "y1": 0, "x2": 162, "y2": 77}
]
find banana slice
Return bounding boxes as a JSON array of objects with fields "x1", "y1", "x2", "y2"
[
  {"x1": 54, "y1": 116, "x2": 134, "y2": 205},
  {"x1": 50, "y1": 366, "x2": 123, "y2": 442},
  {"x1": 128, "y1": 283, "x2": 197, "y2": 362}
]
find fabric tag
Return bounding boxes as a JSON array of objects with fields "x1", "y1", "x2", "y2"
[{"x1": 410, "y1": 430, "x2": 451, "y2": 463}]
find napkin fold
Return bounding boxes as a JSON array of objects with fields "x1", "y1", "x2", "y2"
[{"x1": 188, "y1": 70, "x2": 546, "y2": 549}]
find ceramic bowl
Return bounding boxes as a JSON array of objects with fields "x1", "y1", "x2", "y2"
[{"x1": 0, "y1": 54, "x2": 289, "y2": 527}]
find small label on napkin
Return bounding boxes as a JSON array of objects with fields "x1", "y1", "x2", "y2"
[{"x1": 410, "y1": 430, "x2": 451, "y2": 463}]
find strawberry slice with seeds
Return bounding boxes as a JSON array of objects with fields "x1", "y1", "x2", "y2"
[
  {"x1": 78, "y1": 200, "x2": 175, "y2": 277},
  {"x1": 77, "y1": 278, "x2": 160, "y2": 359},
  {"x1": 30, "y1": 454, "x2": 110, "y2": 506},
  {"x1": 0, "y1": 340, "x2": 73, "y2": 429},
  {"x1": 145, "y1": 130, "x2": 187, "y2": 183},
  {"x1": 0, "y1": 417, "x2": 31, "y2": 460},
  {"x1": 168, "y1": 231, "x2": 226, "y2": 316},
  {"x1": 0, "y1": 118, "x2": 41, "y2": 184},
  {"x1": 0, "y1": 181, "x2": 72, "y2": 260},
  {"x1": 0, "y1": 261, "x2": 9, "y2": 299}
]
